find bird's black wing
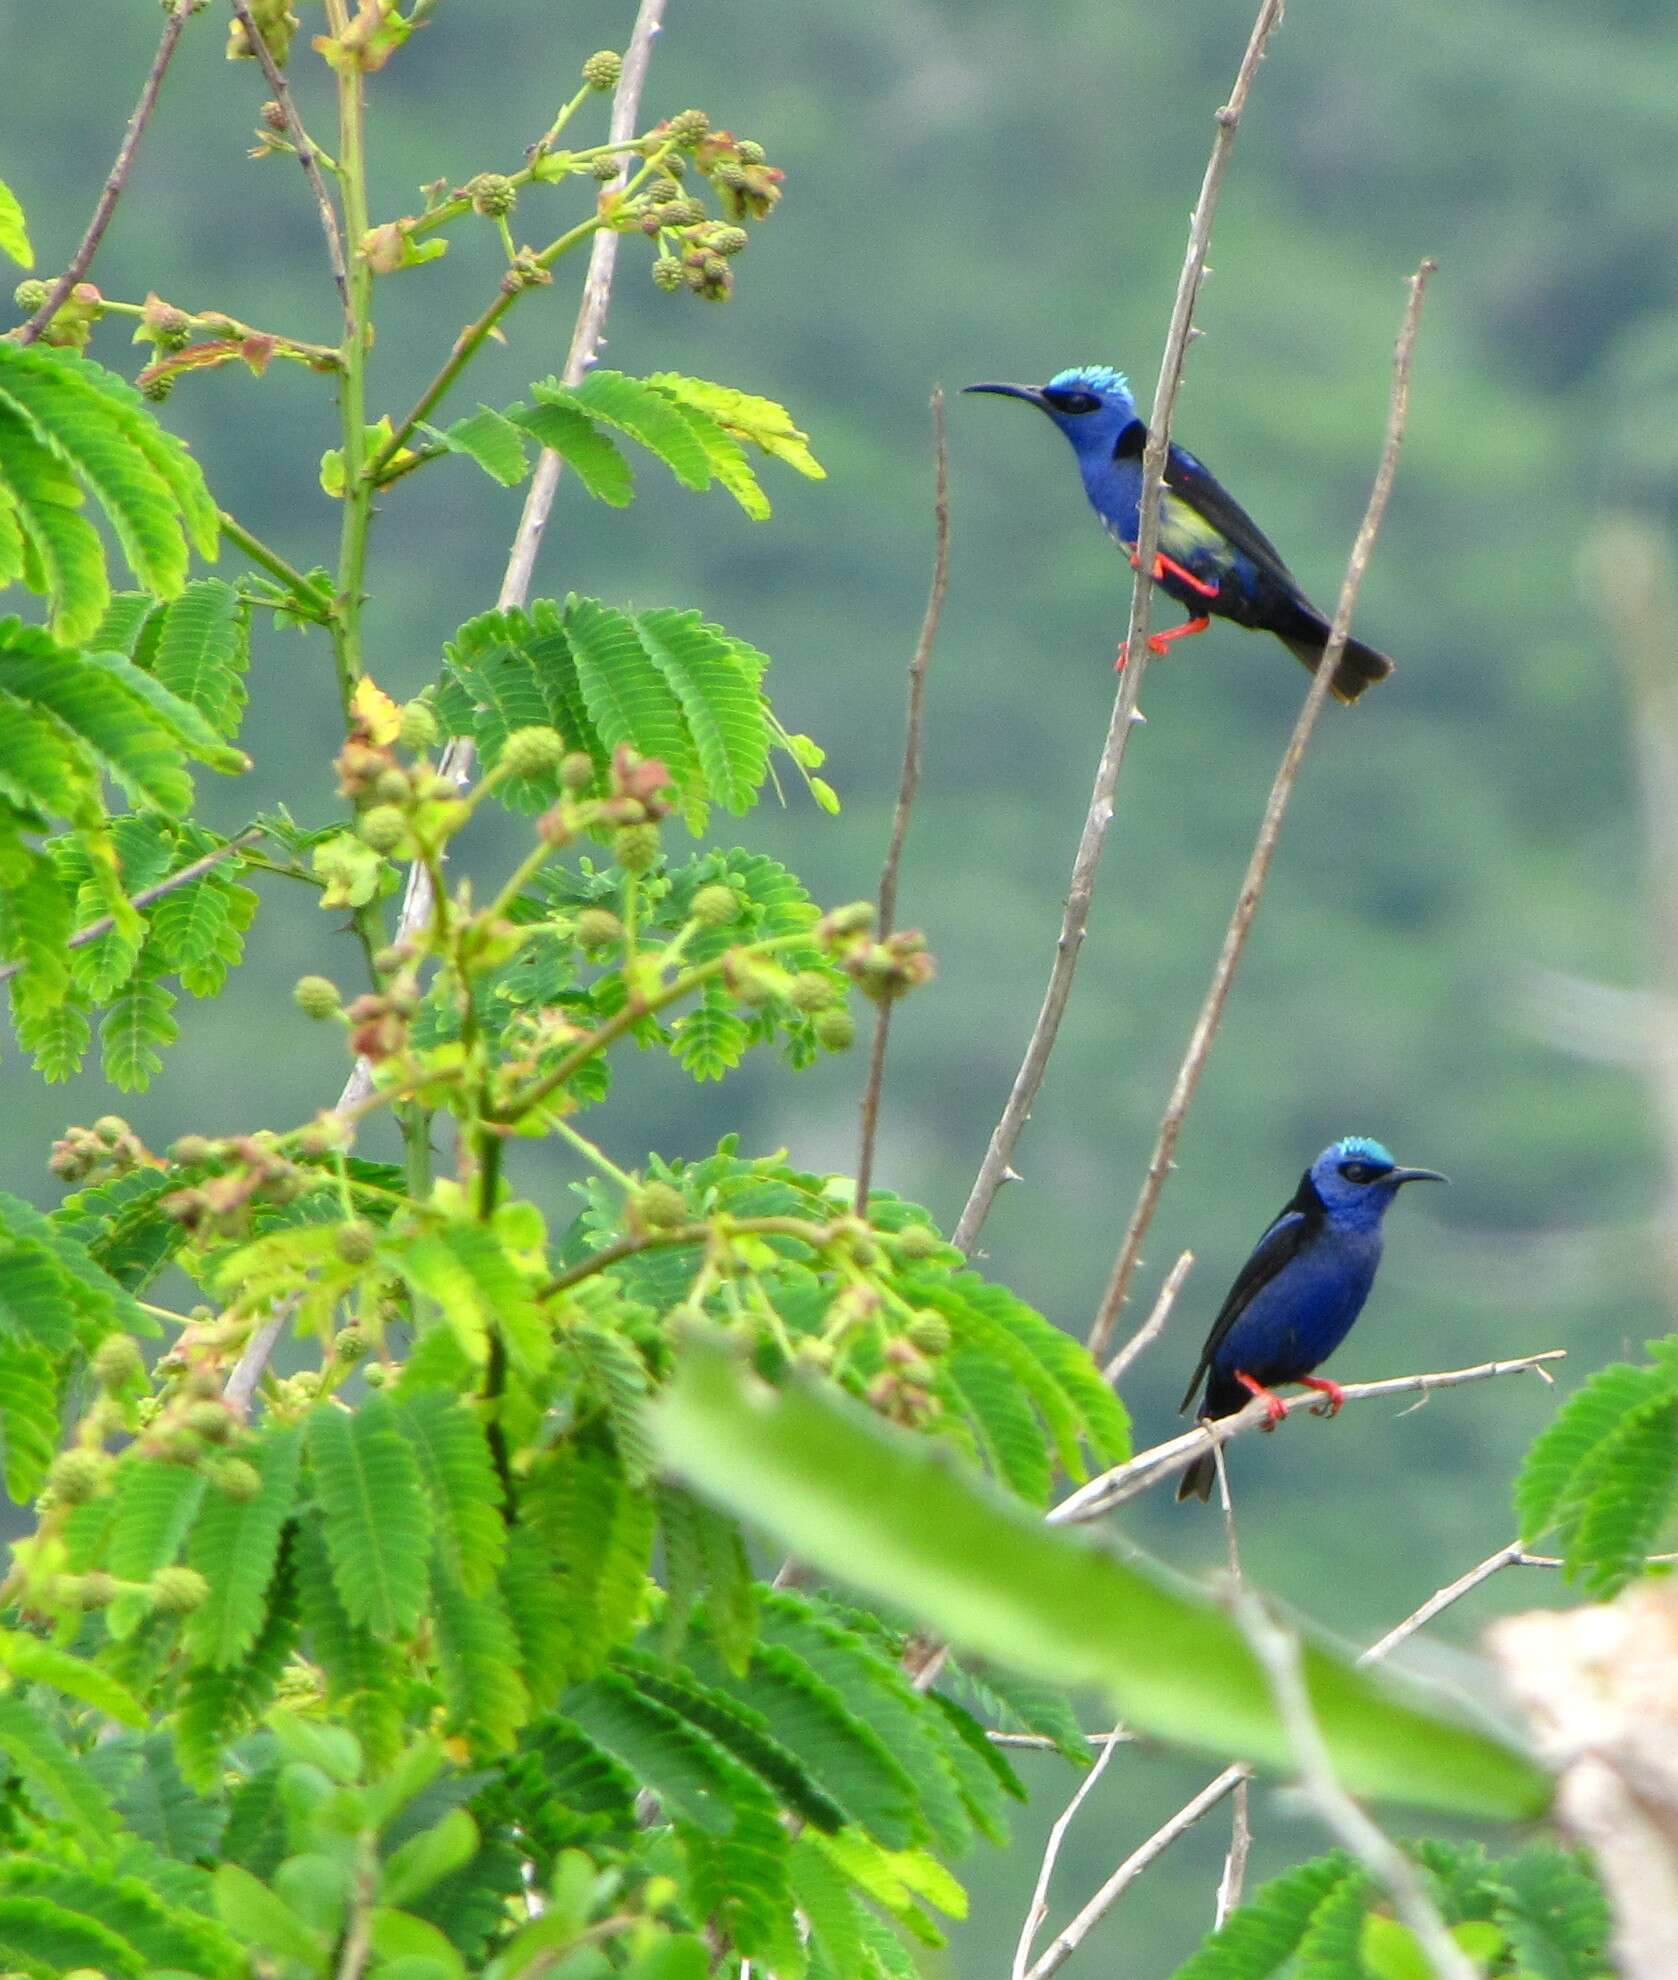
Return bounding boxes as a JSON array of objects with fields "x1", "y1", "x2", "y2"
[
  {"x1": 1115, "y1": 418, "x2": 1302, "y2": 592},
  {"x1": 1177, "y1": 1170, "x2": 1326, "y2": 1414}
]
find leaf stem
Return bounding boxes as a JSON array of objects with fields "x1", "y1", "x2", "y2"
[
  {"x1": 328, "y1": 0, "x2": 377, "y2": 715},
  {"x1": 218, "y1": 510, "x2": 336, "y2": 623}
]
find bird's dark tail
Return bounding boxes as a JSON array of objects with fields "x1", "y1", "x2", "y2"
[
  {"x1": 1177, "y1": 1452, "x2": 1217, "y2": 1503},
  {"x1": 1277, "y1": 605, "x2": 1394, "y2": 704}
]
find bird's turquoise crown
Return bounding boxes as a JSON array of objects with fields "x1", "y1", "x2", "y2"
[
  {"x1": 1333, "y1": 1136, "x2": 1395, "y2": 1167},
  {"x1": 1047, "y1": 365, "x2": 1129, "y2": 398}
]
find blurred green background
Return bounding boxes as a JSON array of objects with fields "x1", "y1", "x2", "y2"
[{"x1": 7, "y1": 0, "x2": 1677, "y2": 1970}]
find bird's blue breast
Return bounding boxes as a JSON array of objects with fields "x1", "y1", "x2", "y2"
[
  {"x1": 1211, "y1": 1228, "x2": 1382, "y2": 1384},
  {"x1": 1079, "y1": 454, "x2": 1259, "y2": 603}
]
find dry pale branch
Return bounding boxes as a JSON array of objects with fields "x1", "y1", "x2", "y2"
[
  {"x1": 855, "y1": 390, "x2": 950, "y2": 1211},
  {"x1": 1210, "y1": 1443, "x2": 1252, "y2": 1927},
  {"x1": 1050, "y1": 1348, "x2": 1563, "y2": 1523},
  {"x1": 1011, "y1": 1729, "x2": 1126, "y2": 1980},
  {"x1": 950, "y1": 0, "x2": 1287, "y2": 1257},
  {"x1": 1088, "y1": 256, "x2": 1438, "y2": 1360},
  {"x1": 227, "y1": 0, "x2": 671, "y2": 1406},
  {"x1": 227, "y1": 0, "x2": 353, "y2": 333},
  {"x1": 1104, "y1": 1248, "x2": 1192, "y2": 1386},
  {"x1": 15, "y1": 3, "x2": 197, "y2": 346},
  {"x1": 1235, "y1": 1591, "x2": 1479, "y2": 1980}
]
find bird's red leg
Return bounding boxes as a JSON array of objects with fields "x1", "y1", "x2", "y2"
[
  {"x1": 1145, "y1": 615, "x2": 1211, "y2": 656},
  {"x1": 1128, "y1": 549, "x2": 1221, "y2": 599},
  {"x1": 1234, "y1": 1370, "x2": 1288, "y2": 1429},
  {"x1": 1301, "y1": 1375, "x2": 1345, "y2": 1418}
]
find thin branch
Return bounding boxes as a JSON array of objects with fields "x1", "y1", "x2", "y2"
[
  {"x1": 227, "y1": 0, "x2": 353, "y2": 334},
  {"x1": 0, "y1": 832, "x2": 262, "y2": 986},
  {"x1": 856, "y1": 388, "x2": 950, "y2": 1211},
  {"x1": 218, "y1": 509, "x2": 336, "y2": 622},
  {"x1": 1235, "y1": 1591, "x2": 1479, "y2": 1980},
  {"x1": 15, "y1": 3, "x2": 197, "y2": 346},
  {"x1": 1357, "y1": 1541, "x2": 1523, "y2": 1666},
  {"x1": 1210, "y1": 1442, "x2": 1252, "y2": 1929},
  {"x1": 988, "y1": 1731, "x2": 1136, "y2": 1752},
  {"x1": 1011, "y1": 1728, "x2": 1126, "y2": 1980},
  {"x1": 1049, "y1": 1348, "x2": 1564, "y2": 1523},
  {"x1": 1103, "y1": 1248, "x2": 1192, "y2": 1386},
  {"x1": 1088, "y1": 256, "x2": 1437, "y2": 1360},
  {"x1": 1022, "y1": 1766, "x2": 1247, "y2": 1980},
  {"x1": 383, "y1": 0, "x2": 671, "y2": 1012},
  {"x1": 951, "y1": 0, "x2": 1286, "y2": 1258}
]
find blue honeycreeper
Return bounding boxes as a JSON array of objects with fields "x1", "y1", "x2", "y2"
[
  {"x1": 963, "y1": 367, "x2": 1395, "y2": 702},
  {"x1": 1176, "y1": 1137, "x2": 1445, "y2": 1502}
]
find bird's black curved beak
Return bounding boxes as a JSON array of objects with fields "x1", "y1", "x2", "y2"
[
  {"x1": 963, "y1": 382, "x2": 1048, "y2": 409},
  {"x1": 1390, "y1": 1166, "x2": 1448, "y2": 1187}
]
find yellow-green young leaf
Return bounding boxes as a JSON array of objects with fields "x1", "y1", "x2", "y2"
[
  {"x1": 185, "y1": 1426, "x2": 302, "y2": 1668},
  {"x1": 650, "y1": 394, "x2": 771, "y2": 519},
  {"x1": 0, "y1": 1696, "x2": 115, "y2": 1837},
  {"x1": 367, "y1": 1907, "x2": 467, "y2": 1978},
  {"x1": 378, "y1": 1807, "x2": 478, "y2": 1909},
  {"x1": 0, "y1": 1630, "x2": 144, "y2": 1725},
  {"x1": 556, "y1": 372, "x2": 713, "y2": 490},
  {"x1": 395, "y1": 1221, "x2": 550, "y2": 1376},
  {"x1": 0, "y1": 1338, "x2": 58, "y2": 1499},
  {"x1": 213, "y1": 1864, "x2": 327, "y2": 1968},
  {"x1": 0, "y1": 179, "x2": 32, "y2": 268},
  {"x1": 505, "y1": 397, "x2": 634, "y2": 505},
  {"x1": 645, "y1": 374, "x2": 825, "y2": 480},
  {"x1": 307, "y1": 1395, "x2": 432, "y2": 1639},
  {"x1": 1174, "y1": 1854, "x2": 1362, "y2": 1980},
  {"x1": 436, "y1": 405, "x2": 532, "y2": 488},
  {"x1": 1359, "y1": 1914, "x2": 1436, "y2": 1980},
  {"x1": 100, "y1": 972, "x2": 177, "y2": 1092},
  {"x1": 652, "y1": 1343, "x2": 1553, "y2": 1822}
]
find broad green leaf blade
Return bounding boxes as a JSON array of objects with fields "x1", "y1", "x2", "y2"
[
  {"x1": 0, "y1": 179, "x2": 32, "y2": 268},
  {"x1": 652, "y1": 1343, "x2": 1552, "y2": 1821}
]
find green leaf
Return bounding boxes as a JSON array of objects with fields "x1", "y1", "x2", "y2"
[
  {"x1": 213, "y1": 1863, "x2": 327, "y2": 1969},
  {"x1": 552, "y1": 372, "x2": 712, "y2": 489},
  {"x1": 13, "y1": 994, "x2": 91, "y2": 1082},
  {"x1": 185, "y1": 1425, "x2": 301, "y2": 1667},
  {"x1": 101, "y1": 970, "x2": 177, "y2": 1090},
  {"x1": 645, "y1": 374, "x2": 826, "y2": 479},
  {"x1": 652, "y1": 1343, "x2": 1553, "y2": 1821},
  {"x1": 672, "y1": 993, "x2": 748, "y2": 1081},
  {"x1": 431, "y1": 1556, "x2": 531, "y2": 1755},
  {"x1": 307, "y1": 1393, "x2": 432, "y2": 1639},
  {"x1": 108, "y1": 1457, "x2": 206, "y2": 1595},
  {"x1": 1176, "y1": 1854, "x2": 1362, "y2": 1979},
  {"x1": 521, "y1": 1433, "x2": 655, "y2": 1687},
  {"x1": 565, "y1": 597, "x2": 704, "y2": 825},
  {"x1": 0, "y1": 1627, "x2": 145, "y2": 1725},
  {"x1": 396, "y1": 1220, "x2": 551, "y2": 1376},
  {"x1": 436, "y1": 405, "x2": 531, "y2": 488},
  {"x1": 380, "y1": 1808, "x2": 479, "y2": 1909},
  {"x1": 0, "y1": 179, "x2": 32, "y2": 268},
  {"x1": 394, "y1": 1389, "x2": 506, "y2": 1596},
  {"x1": 176, "y1": 1527, "x2": 301, "y2": 1789},
  {"x1": 504, "y1": 398, "x2": 633, "y2": 505},
  {"x1": 145, "y1": 578, "x2": 249, "y2": 738},
  {"x1": 87, "y1": 1731, "x2": 227, "y2": 1862},
  {"x1": 292, "y1": 1519, "x2": 402, "y2": 1771},
  {"x1": 635, "y1": 610, "x2": 770, "y2": 814},
  {"x1": 0, "y1": 401, "x2": 108, "y2": 640},
  {"x1": 1493, "y1": 1843, "x2": 1610, "y2": 1979},
  {"x1": 0, "y1": 1695, "x2": 116, "y2": 1837},
  {"x1": 0, "y1": 1338, "x2": 58, "y2": 1499},
  {"x1": 0, "y1": 1862, "x2": 240, "y2": 1979},
  {"x1": 0, "y1": 1893, "x2": 145, "y2": 1978}
]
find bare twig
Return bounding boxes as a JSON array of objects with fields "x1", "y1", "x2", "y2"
[
  {"x1": 856, "y1": 390, "x2": 950, "y2": 1211},
  {"x1": 1049, "y1": 1348, "x2": 1563, "y2": 1523},
  {"x1": 385, "y1": 0, "x2": 671, "y2": 997},
  {"x1": 1357, "y1": 1541, "x2": 1524, "y2": 1666},
  {"x1": 1103, "y1": 1249, "x2": 1192, "y2": 1386},
  {"x1": 15, "y1": 3, "x2": 197, "y2": 346},
  {"x1": 1088, "y1": 257, "x2": 1437, "y2": 1360},
  {"x1": 1011, "y1": 1728, "x2": 1126, "y2": 1980},
  {"x1": 0, "y1": 833, "x2": 261, "y2": 986},
  {"x1": 227, "y1": 0, "x2": 353, "y2": 334},
  {"x1": 988, "y1": 1731, "x2": 1136, "y2": 1752},
  {"x1": 951, "y1": 0, "x2": 1286, "y2": 1257},
  {"x1": 1236, "y1": 1591, "x2": 1479, "y2": 1980},
  {"x1": 1210, "y1": 1444, "x2": 1252, "y2": 1928}
]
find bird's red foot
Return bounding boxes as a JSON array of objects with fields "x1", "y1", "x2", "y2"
[
  {"x1": 1115, "y1": 642, "x2": 1128, "y2": 673},
  {"x1": 1146, "y1": 615, "x2": 1211, "y2": 656},
  {"x1": 1235, "y1": 1370, "x2": 1288, "y2": 1429},
  {"x1": 1302, "y1": 1376, "x2": 1345, "y2": 1418},
  {"x1": 1128, "y1": 550, "x2": 1222, "y2": 599}
]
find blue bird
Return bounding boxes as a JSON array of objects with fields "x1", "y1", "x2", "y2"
[
  {"x1": 1176, "y1": 1137, "x2": 1445, "y2": 1502},
  {"x1": 964, "y1": 367, "x2": 1395, "y2": 702}
]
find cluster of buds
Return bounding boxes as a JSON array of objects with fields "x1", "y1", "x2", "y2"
[
  {"x1": 465, "y1": 171, "x2": 518, "y2": 219},
  {"x1": 866, "y1": 1334, "x2": 943, "y2": 1429},
  {"x1": 344, "y1": 984, "x2": 418, "y2": 1063},
  {"x1": 226, "y1": 0, "x2": 298, "y2": 66},
  {"x1": 582, "y1": 49, "x2": 622, "y2": 91},
  {"x1": 161, "y1": 1132, "x2": 308, "y2": 1236},
  {"x1": 835, "y1": 928, "x2": 935, "y2": 1005},
  {"x1": 131, "y1": 291, "x2": 193, "y2": 355},
  {"x1": 12, "y1": 278, "x2": 104, "y2": 350},
  {"x1": 636, "y1": 118, "x2": 781, "y2": 301},
  {"x1": 48, "y1": 1115, "x2": 155, "y2": 1185}
]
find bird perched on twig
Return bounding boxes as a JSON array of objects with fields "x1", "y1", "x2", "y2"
[
  {"x1": 1176, "y1": 1137, "x2": 1445, "y2": 1502},
  {"x1": 964, "y1": 367, "x2": 1395, "y2": 702}
]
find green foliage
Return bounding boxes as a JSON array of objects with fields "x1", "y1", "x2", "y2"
[
  {"x1": 1177, "y1": 1841, "x2": 1610, "y2": 1979},
  {"x1": 1515, "y1": 1336, "x2": 1678, "y2": 1592}
]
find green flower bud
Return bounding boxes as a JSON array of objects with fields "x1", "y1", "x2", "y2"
[
  {"x1": 710, "y1": 226, "x2": 750, "y2": 257},
  {"x1": 362, "y1": 1361, "x2": 389, "y2": 1388},
  {"x1": 613, "y1": 823, "x2": 662, "y2": 874},
  {"x1": 141, "y1": 374, "x2": 174, "y2": 403},
  {"x1": 67, "y1": 1571, "x2": 118, "y2": 1610},
  {"x1": 209, "y1": 1457, "x2": 262, "y2": 1501},
  {"x1": 499, "y1": 724, "x2": 566, "y2": 780},
  {"x1": 169, "y1": 1133, "x2": 215, "y2": 1167},
  {"x1": 334, "y1": 1324, "x2": 370, "y2": 1362},
  {"x1": 814, "y1": 1006, "x2": 856, "y2": 1052},
  {"x1": 591, "y1": 155, "x2": 622, "y2": 181},
  {"x1": 293, "y1": 975, "x2": 342, "y2": 1021},
  {"x1": 634, "y1": 1181, "x2": 689, "y2": 1231},
  {"x1": 357, "y1": 804, "x2": 408, "y2": 854},
  {"x1": 374, "y1": 766, "x2": 412, "y2": 803},
  {"x1": 575, "y1": 907, "x2": 623, "y2": 953},
  {"x1": 468, "y1": 172, "x2": 517, "y2": 218},
  {"x1": 560, "y1": 750, "x2": 595, "y2": 791},
  {"x1": 819, "y1": 901, "x2": 874, "y2": 940},
  {"x1": 789, "y1": 970, "x2": 835, "y2": 1012},
  {"x1": 906, "y1": 1309, "x2": 953, "y2": 1355},
  {"x1": 892, "y1": 1222, "x2": 941, "y2": 1261},
  {"x1": 92, "y1": 1333, "x2": 146, "y2": 1391},
  {"x1": 398, "y1": 699, "x2": 439, "y2": 752},
  {"x1": 582, "y1": 48, "x2": 622, "y2": 89},
  {"x1": 736, "y1": 141, "x2": 767, "y2": 165},
  {"x1": 651, "y1": 255, "x2": 684, "y2": 292},
  {"x1": 149, "y1": 1565, "x2": 210, "y2": 1614},
  {"x1": 666, "y1": 108, "x2": 711, "y2": 145},
  {"x1": 94, "y1": 1116, "x2": 128, "y2": 1145},
  {"x1": 48, "y1": 1449, "x2": 113, "y2": 1506},
  {"x1": 335, "y1": 1222, "x2": 376, "y2": 1265},
  {"x1": 647, "y1": 178, "x2": 683, "y2": 206},
  {"x1": 12, "y1": 279, "x2": 48, "y2": 311},
  {"x1": 184, "y1": 1400, "x2": 234, "y2": 1442},
  {"x1": 690, "y1": 884, "x2": 739, "y2": 928}
]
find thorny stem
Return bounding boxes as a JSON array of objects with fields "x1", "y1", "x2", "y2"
[
  {"x1": 228, "y1": 0, "x2": 353, "y2": 332},
  {"x1": 951, "y1": 0, "x2": 1287, "y2": 1258},
  {"x1": 1103, "y1": 1248, "x2": 1192, "y2": 1386},
  {"x1": 217, "y1": 510, "x2": 336, "y2": 622},
  {"x1": 14, "y1": 2, "x2": 196, "y2": 347},
  {"x1": 855, "y1": 390, "x2": 950, "y2": 1213},
  {"x1": 1087, "y1": 257, "x2": 1438, "y2": 1362},
  {"x1": 328, "y1": 0, "x2": 378, "y2": 715}
]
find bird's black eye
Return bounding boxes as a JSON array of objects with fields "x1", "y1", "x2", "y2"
[
  {"x1": 1042, "y1": 389, "x2": 1101, "y2": 416},
  {"x1": 1338, "y1": 1161, "x2": 1379, "y2": 1184}
]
